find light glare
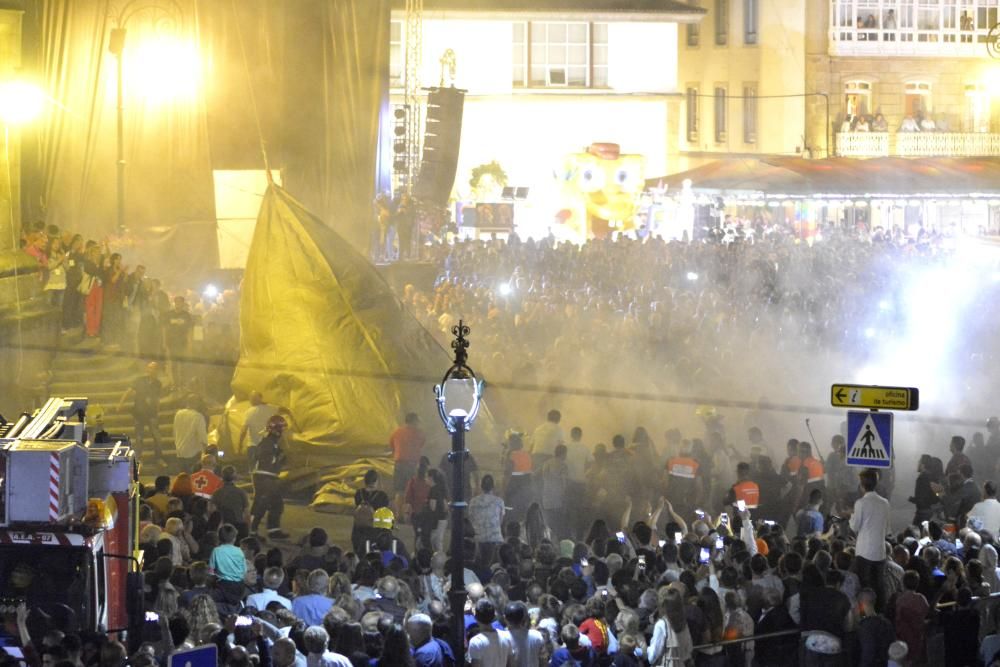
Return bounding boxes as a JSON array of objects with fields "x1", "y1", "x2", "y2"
[{"x1": 0, "y1": 82, "x2": 45, "y2": 125}]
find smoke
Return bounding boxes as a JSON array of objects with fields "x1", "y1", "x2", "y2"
[{"x1": 408, "y1": 232, "x2": 1000, "y2": 490}]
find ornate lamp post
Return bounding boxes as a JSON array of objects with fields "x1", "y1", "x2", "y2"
[{"x1": 433, "y1": 321, "x2": 484, "y2": 661}]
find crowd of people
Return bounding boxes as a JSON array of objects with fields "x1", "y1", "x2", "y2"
[
  {"x1": 10, "y1": 221, "x2": 1000, "y2": 666},
  {"x1": 9, "y1": 399, "x2": 1000, "y2": 667},
  {"x1": 20, "y1": 220, "x2": 240, "y2": 402}
]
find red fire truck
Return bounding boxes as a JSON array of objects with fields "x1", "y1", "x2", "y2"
[{"x1": 0, "y1": 397, "x2": 141, "y2": 634}]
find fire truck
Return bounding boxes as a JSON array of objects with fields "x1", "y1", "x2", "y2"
[{"x1": 0, "y1": 397, "x2": 141, "y2": 634}]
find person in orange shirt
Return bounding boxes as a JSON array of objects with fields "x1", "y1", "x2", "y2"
[
  {"x1": 503, "y1": 431, "x2": 533, "y2": 522},
  {"x1": 665, "y1": 439, "x2": 702, "y2": 516},
  {"x1": 725, "y1": 462, "x2": 761, "y2": 510},
  {"x1": 798, "y1": 441, "x2": 826, "y2": 506},
  {"x1": 389, "y1": 413, "x2": 426, "y2": 516}
]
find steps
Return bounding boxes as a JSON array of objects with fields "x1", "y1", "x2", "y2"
[{"x1": 48, "y1": 334, "x2": 183, "y2": 463}]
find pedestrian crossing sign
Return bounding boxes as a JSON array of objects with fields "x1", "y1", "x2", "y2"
[{"x1": 846, "y1": 410, "x2": 893, "y2": 468}]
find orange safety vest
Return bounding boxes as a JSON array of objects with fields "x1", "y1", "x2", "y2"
[
  {"x1": 667, "y1": 456, "x2": 700, "y2": 479},
  {"x1": 732, "y1": 480, "x2": 760, "y2": 508},
  {"x1": 510, "y1": 450, "x2": 533, "y2": 474},
  {"x1": 803, "y1": 457, "x2": 825, "y2": 483}
]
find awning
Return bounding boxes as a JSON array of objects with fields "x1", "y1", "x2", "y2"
[{"x1": 651, "y1": 156, "x2": 1000, "y2": 198}]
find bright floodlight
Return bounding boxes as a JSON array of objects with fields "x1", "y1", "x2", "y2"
[
  {"x1": 686, "y1": 272, "x2": 699, "y2": 281},
  {"x1": 0, "y1": 82, "x2": 45, "y2": 125},
  {"x1": 878, "y1": 299, "x2": 890, "y2": 311},
  {"x1": 203, "y1": 284, "x2": 219, "y2": 300},
  {"x1": 864, "y1": 327, "x2": 876, "y2": 339},
  {"x1": 128, "y1": 35, "x2": 200, "y2": 103},
  {"x1": 498, "y1": 282, "x2": 513, "y2": 296}
]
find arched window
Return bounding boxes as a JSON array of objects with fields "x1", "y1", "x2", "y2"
[{"x1": 844, "y1": 80, "x2": 873, "y2": 118}]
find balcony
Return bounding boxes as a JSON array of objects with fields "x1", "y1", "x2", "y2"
[
  {"x1": 829, "y1": 0, "x2": 995, "y2": 57},
  {"x1": 836, "y1": 131, "x2": 1000, "y2": 157}
]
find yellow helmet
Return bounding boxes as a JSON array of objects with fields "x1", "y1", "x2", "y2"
[{"x1": 373, "y1": 507, "x2": 395, "y2": 530}]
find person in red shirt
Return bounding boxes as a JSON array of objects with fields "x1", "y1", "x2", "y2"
[{"x1": 390, "y1": 413, "x2": 426, "y2": 515}]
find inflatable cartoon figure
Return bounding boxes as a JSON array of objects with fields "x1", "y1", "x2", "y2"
[{"x1": 556, "y1": 143, "x2": 645, "y2": 241}]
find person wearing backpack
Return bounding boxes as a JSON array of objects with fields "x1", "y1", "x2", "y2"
[{"x1": 353, "y1": 468, "x2": 390, "y2": 554}]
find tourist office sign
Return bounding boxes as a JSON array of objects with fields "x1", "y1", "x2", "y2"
[
  {"x1": 830, "y1": 384, "x2": 919, "y2": 411},
  {"x1": 831, "y1": 382, "x2": 919, "y2": 469}
]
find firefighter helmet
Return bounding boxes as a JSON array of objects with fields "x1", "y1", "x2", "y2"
[
  {"x1": 373, "y1": 507, "x2": 395, "y2": 530},
  {"x1": 266, "y1": 415, "x2": 287, "y2": 433}
]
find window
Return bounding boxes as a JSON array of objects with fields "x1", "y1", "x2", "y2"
[
  {"x1": 744, "y1": 0, "x2": 758, "y2": 44},
  {"x1": 687, "y1": 87, "x2": 699, "y2": 141},
  {"x1": 978, "y1": 0, "x2": 999, "y2": 42},
  {"x1": 743, "y1": 84, "x2": 757, "y2": 143},
  {"x1": 966, "y1": 83, "x2": 991, "y2": 132},
  {"x1": 592, "y1": 23, "x2": 609, "y2": 88},
  {"x1": 716, "y1": 0, "x2": 729, "y2": 45},
  {"x1": 390, "y1": 21, "x2": 403, "y2": 88},
  {"x1": 844, "y1": 80, "x2": 872, "y2": 118},
  {"x1": 688, "y1": 0, "x2": 701, "y2": 46},
  {"x1": 714, "y1": 86, "x2": 727, "y2": 142},
  {"x1": 904, "y1": 81, "x2": 932, "y2": 116},
  {"x1": 513, "y1": 22, "x2": 527, "y2": 87},
  {"x1": 529, "y1": 22, "x2": 589, "y2": 87}
]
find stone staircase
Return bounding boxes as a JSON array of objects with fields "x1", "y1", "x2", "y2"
[{"x1": 47, "y1": 337, "x2": 182, "y2": 464}]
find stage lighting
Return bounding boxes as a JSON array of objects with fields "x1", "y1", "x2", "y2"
[
  {"x1": 498, "y1": 282, "x2": 513, "y2": 296},
  {"x1": 0, "y1": 81, "x2": 45, "y2": 125},
  {"x1": 864, "y1": 327, "x2": 876, "y2": 339},
  {"x1": 203, "y1": 284, "x2": 219, "y2": 300}
]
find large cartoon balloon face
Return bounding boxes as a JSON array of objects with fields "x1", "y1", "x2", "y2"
[
  {"x1": 557, "y1": 146, "x2": 645, "y2": 240},
  {"x1": 573, "y1": 153, "x2": 645, "y2": 220}
]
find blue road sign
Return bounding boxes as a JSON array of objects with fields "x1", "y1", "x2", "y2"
[
  {"x1": 168, "y1": 645, "x2": 217, "y2": 667},
  {"x1": 846, "y1": 410, "x2": 893, "y2": 468}
]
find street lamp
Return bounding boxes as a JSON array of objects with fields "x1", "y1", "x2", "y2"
[
  {"x1": 433, "y1": 320, "x2": 484, "y2": 661},
  {"x1": 106, "y1": 0, "x2": 187, "y2": 234}
]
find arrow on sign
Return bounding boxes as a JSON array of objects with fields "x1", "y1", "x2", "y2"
[{"x1": 835, "y1": 388, "x2": 847, "y2": 402}]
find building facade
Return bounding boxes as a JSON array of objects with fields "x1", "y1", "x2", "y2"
[
  {"x1": 676, "y1": 0, "x2": 811, "y2": 164},
  {"x1": 388, "y1": 1, "x2": 703, "y2": 236},
  {"x1": 807, "y1": 0, "x2": 1000, "y2": 158}
]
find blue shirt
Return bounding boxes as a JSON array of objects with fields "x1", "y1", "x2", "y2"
[
  {"x1": 209, "y1": 544, "x2": 246, "y2": 582},
  {"x1": 551, "y1": 645, "x2": 596, "y2": 667},
  {"x1": 797, "y1": 509, "x2": 824, "y2": 537},
  {"x1": 412, "y1": 639, "x2": 444, "y2": 667},
  {"x1": 292, "y1": 594, "x2": 335, "y2": 626}
]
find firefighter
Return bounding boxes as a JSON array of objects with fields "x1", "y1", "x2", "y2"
[
  {"x1": 665, "y1": 439, "x2": 701, "y2": 515},
  {"x1": 370, "y1": 507, "x2": 410, "y2": 566},
  {"x1": 725, "y1": 462, "x2": 761, "y2": 511},
  {"x1": 250, "y1": 415, "x2": 289, "y2": 539}
]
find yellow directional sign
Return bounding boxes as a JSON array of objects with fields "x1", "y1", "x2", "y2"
[{"x1": 831, "y1": 384, "x2": 919, "y2": 411}]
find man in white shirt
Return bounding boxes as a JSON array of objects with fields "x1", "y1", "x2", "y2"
[
  {"x1": 239, "y1": 391, "x2": 277, "y2": 455},
  {"x1": 467, "y1": 599, "x2": 514, "y2": 667},
  {"x1": 302, "y1": 626, "x2": 351, "y2": 667},
  {"x1": 173, "y1": 397, "x2": 207, "y2": 471},
  {"x1": 528, "y1": 409, "x2": 564, "y2": 465},
  {"x1": 504, "y1": 601, "x2": 544, "y2": 667},
  {"x1": 246, "y1": 566, "x2": 292, "y2": 611},
  {"x1": 849, "y1": 468, "x2": 890, "y2": 612},
  {"x1": 968, "y1": 480, "x2": 1000, "y2": 535}
]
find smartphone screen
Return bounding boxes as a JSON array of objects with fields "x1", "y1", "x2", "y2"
[
  {"x1": 616, "y1": 531, "x2": 626, "y2": 543},
  {"x1": 695, "y1": 508, "x2": 706, "y2": 517},
  {"x1": 658, "y1": 539, "x2": 666, "y2": 548},
  {"x1": 144, "y1": 611, "x2": 159, "y2": 622},
  {"x1": 715, "y1": 535, "x2": 724, "y2": 550},
  {"x1": 580, "y1": 558, "x2": 589, "y2": 567},
  {"x1": 720, "y1": 513, "x2": 730, "y2": 525},
  {"x1": 637, "y1": 555, "x2": 646, "y2": 567},
  {"x1": 235, "y1": 615, "x2": 253, "y2": 627},
  {"x1": 736, "y1": 500, "x2": 746, "y2": 512},
  {"x1": 674, "y1": 531, "x2": 682, "y2": 543},
  {"x1": 699, "y1": 548, "x2": 710, "y2": 563},
  {"x1": 764, "y1": 520, "x2": 776, "y2": 526}
]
